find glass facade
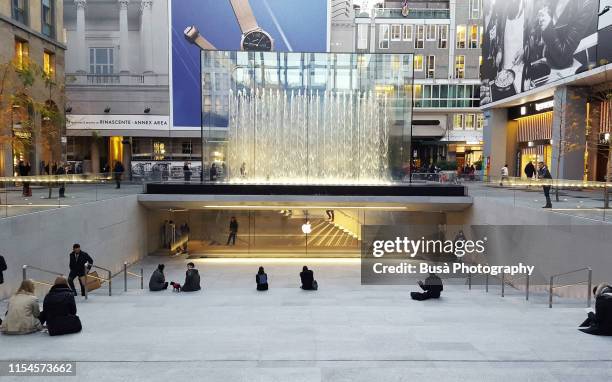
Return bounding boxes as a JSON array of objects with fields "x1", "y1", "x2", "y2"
[{"x1": 201, "y1": 51, "x2": 414, "y2": 184}]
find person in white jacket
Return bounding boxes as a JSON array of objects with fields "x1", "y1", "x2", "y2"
[
  {"x1": 0, "y1": 280, "x2": 42, "y2": 335},
  {"x1": 500, "y1": 164, "x2": 509, "y2": 186}
]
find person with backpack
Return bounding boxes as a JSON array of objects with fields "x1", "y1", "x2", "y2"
[
  {"x1": 39, "y1": 277, "x2": 82, "y2": 336},
  {"x1": 256, "y1": 266, "x2": 268, "y2": 291},
  {"x1": 300, "y1": 266, "x2": 318, "y2": 290}
]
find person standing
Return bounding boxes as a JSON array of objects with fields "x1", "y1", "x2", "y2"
[
  {"x1": 55, "y1": 163, "x2": 66, "y2": 198},
  {"x1": 240, "y1": 162, "x2": 246, "y2": 178},
  {"x1": 227, "y1": 216, "x2": 238, "y2": 246},
  {"x1": 524, "y1": 161, "x2": 535, "y2": 179},
  {"x1": 183, "y1": 162, "x2": 192, "y2": 182},
  {"x1": 538, "y1": 162, "x2": 553, "y2": 208},
  {"x1": 500, "y1": 164, "x2": 509, "y2": 186},
  {"x1": 18, "y1": 160, "x2": 30, "y2": 197},
  {"x1": 68, "y1": 244, "x2": 93, "y2": 297},
  {"x1": 210, "y1": 163, "x2": 217, "y2": 181},
  {"x1": 114, "y1": 161, "x2": 125, "y2": 189}
]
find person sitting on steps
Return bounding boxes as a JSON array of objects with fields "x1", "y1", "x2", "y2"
[
  {"x1": 300, "y1": 266, "x2": 318, "y2": 290},
  {"x1": 149, "y1": 264, "x2": 169, "y2": 291},
  {"x1": 256, "y1": 266, "x2": 268, "y2": 291},
  {"x1": 579, "y1": 283, "x2": 612, "y2": 336},
  {"x1": 180, "y1": 262, "x2": 201, "y2": 292},
  {"x1": 411, "y1": 273, "x2": 443, "y2": 301}
]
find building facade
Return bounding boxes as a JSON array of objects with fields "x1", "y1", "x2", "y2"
[
  {"x1": 332, "y1": 0, "x2": 484, "y2": 170},
  {"x1": 0, "y1": 0, "x2": 66, "y2": 176},
  {"x1": 63, "y1": 0, "x2": 199, "y2": 175}
]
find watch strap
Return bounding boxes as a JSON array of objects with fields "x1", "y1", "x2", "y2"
[
  {"x1": 229, "y1": 0, "x2": 259, "y2": 34},
  {"x1": 195, "y1": 35, "x2": 216, "y2": 50}
]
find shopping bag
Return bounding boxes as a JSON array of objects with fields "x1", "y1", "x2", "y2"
[{"x1": 80, "y1": 271, "x2": 102, "y2": 292}]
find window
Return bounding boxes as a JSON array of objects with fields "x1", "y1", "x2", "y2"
[
  {"x1": 456, "y1": 25, "x2": 466, "y2": 49},
  {"x1": 379, "y1": 25, "x2": 390, "y2": 49},
  {"x1": 470, "y1": 0, "x2": 481, "y2": 19},
  {"x1": 466, "y1": 114, "x2": 476, "y2": 129},
  {"x1": 14, "y1": 40, "x2": 29, "y2": 70},
  {"x1": 153, "y1": 141, "x2": 166, "y2": 160},
  {"x1": 203, "y1": 96, "x2": 212, "y2": 112},
  {"x1": 414, "y1": 55, "x2": 423, "y2": 71},
  {"x1": 12, "y1": 0, "x2": 28, "y2": 24},
  {"x1": 426, "y1": 25, "x2": 437, "y2": 41},
  {"x1": 477, "y1": 114, "x2": 484, "y2": 129},
  {"x1": 469, "y1": 25, "x2": 479, "y2": 49},
  {"x1": 438, "y1": 25, "x2": 448, "y2": 49},
  {"x1": 415, "y1": 25, "x2": 424, "y2": 49},
  {"x1": 89, "y1": 48, "x2": 114, "y2": 74},
  {"x1": 182, "y1": 142, "x2": 193, "y2": 155},
  {"x1": 455, "y1": 55, "x2": 465, "y2": 78},
  {"x1": 391, "y1": 25, "x2": 401, "y2": 41},
  {"x1": 43, "y1": 51, "x2": 55, "y2": 79},
  {"x1": 426, "y1": 55, "x2": 435, "y2": 78},
  {"x1": 453, "y1": 114, "x2": 465, "y2": 129},
  {"x1": 403, "y1": 25, "x2": 413, "y2": 41},
  {"x1": 41, "y1": 0, "x2": 55, "y2": 38},
  {"x1": 357, "y1": 24, "x2": 368, "y2": 50},
  {"x1": 413, "y1": 84, "x2": 423, "y2": 99}
]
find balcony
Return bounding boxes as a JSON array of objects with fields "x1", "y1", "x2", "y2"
[
  {"x1": 356, "y1": 8, "x2": 450, "y2": 19},
  {"x1": 66, "y1": 73, "x2": 169, "y2": 87}
]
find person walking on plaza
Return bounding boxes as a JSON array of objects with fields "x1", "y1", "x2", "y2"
[
  {"x1": 183, "y1": 162, "x2": 192, "y2": 182},
  {"x1": 68, "y1": 244, "x2": 93, "y2": 297},
  {"x1": 227, "y1": 216, "x2": 238, "y2": 246},
  {"x1": 256, "y1": 266, "x2": 268, "y2": 291},
  {"x1": 181, "y1": 262, "x2": 201, "y2": 292},
  {"x1": 411, "y1": 273, "x2": 443, "y2": 301},
  {"x1": 18, "y1": 160, "x2": 31, "y2": 197},
  {"x1": 300, "y1": 266, "x2": 318, "y2": 290},
  {"x1": 538, "y1": 162, "x2": 553, "y2": 208},
  {"x1": 325, "y1": 210, "x2": 335, "y2": 222},
  {"x1": 39, "y1": 277, "x2": 82, "y2": 336},
  {"x1": 149, "y1": 264, "x2": 169, "y2": 291},
  {"x1": 114, "y1": 161, "x2": 125, "y2": 189},
  {"x1": 500, "y1": 164, "x2": 509, "y2": 186},
  {"x1": 0, "y1": 280, "x2": 42, "y2": 335}
]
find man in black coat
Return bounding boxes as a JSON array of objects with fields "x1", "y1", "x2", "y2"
[
  {"x1": 227, "y1": 217, "x2": 238, "y2": 246},
  {"x1": 68, "y1": 244, "x2": 93, "y2": 297},
  {"x1": 0, "y1": 254, "x2": 6, "y2": 285},
  {"x1": 524, "y1": 161, "x2": 535, "y2": 179},
  {"x1": 300, "y1": 266, "x2": 317, "y2": 290},
  {"x1": 411, "y1": 273, "x2": 443, "y2": 301},
  {"x1": 538, "y1": 162, "x2": 553, "y2": 208},
  {"x1": 39, "y1": 277, "x2": 82, "y2": 336},
  {"x1": 181, "y1": 262, "x2": 201, "y2": 292}
]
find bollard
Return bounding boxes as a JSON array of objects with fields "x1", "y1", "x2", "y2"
[
  {"x1": 485, "y1": 273, "x2": 488, "y2": 293},
  {"x1": 124, "y1": 262, "x2": 128, "y2": 292},
  {"x1": 83, "y1": 263, "x2": 88, "y2": 300},
  {"x1": 549, "y1": 277, "x2": 554, "y2": 308},
  {"x1": 140, "y1": 268, "x2": 144, "y2": 290},
  {"x1": 108, "y1": 270, "x2": 112, "y2": 296},
  {"x1": 501, "y1": 272, "x2": 505, "y2": 297},
  {"x1": 526, "y1": 274, "x2": 530, "y2": 301},
  {"x1": 587, "y1": 268, "x2": 592, "y2": 308},
  {"x1": 22, "y1": 265, "x2": 27, "y2": 281}
]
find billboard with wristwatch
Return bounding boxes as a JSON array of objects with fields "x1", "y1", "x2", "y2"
[{"x1": 170, "y1": 0, "x2": 330, "y2": 130}]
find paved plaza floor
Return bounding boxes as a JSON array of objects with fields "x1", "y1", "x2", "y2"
[{"x1": 1, "y1": 257, "x2": 611, "y2": 381}]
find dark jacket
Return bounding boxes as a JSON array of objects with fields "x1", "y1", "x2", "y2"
[
  {"x1": 256, "y1": 273, "x2": 268, "y2": 291},
  {"x1": 40, "y1": 284, "x2": 82, "y2": 336},
  {"x1": 300, "y1": 270, "x2": 315, "y2": 290},
  {"x1": 69, "y1": 251, "x2": 93, "y2": 276},
  {"x1": 0, "y1": 255, "x2": 6, "y2": 284},
  {"x1": 149, "y1": 269, "x2": 166, "y2": 292},
  {"x1": 421, "y1": 274, "x2": 443, "y2": 298},
  {"x1": 182, "y1": 269, "x2": 201, "y2": 292},
  {"x1": 114, "y1": 163, "x2": 125, "y2": 174},
  {"x1": 581, "y1": 294, "x2": 612, "y2": 336},
  {"x1": 539, "y1": 166, "x2": 552, "y2": 180},
  {"x1": 524, "y1": 163, "x2": 535, "y2": 178},
  {"x1": 230, "y1": 220, "x2": 238, "y2": 233}
]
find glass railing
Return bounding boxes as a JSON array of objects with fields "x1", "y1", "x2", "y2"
[
  {"x1": 0, "y1": 173, "x2": 143, "y2": 219},
  {"x1": 357, "y1": 8, "x2": 450, "y2": 19}
]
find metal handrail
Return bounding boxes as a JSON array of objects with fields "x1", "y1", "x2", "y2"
[
  {"x1": 22, "y1": 265, "x2": 64, "y2": 279},
  {"x1": 502, "y1": 273, "x2": 531, "y2": 301},
  {"x1": 121, "y1": 261, "x2": 144, "y2": 292},
  {"x1": 549, "y1": 267, "x2": 592, "y2": 308},
  {"x1": 88, "y1": 264, "x2": 113, "y2": 296}
]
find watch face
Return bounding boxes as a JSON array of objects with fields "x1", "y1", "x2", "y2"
[{"x1": 241, "y1": 30, "x2": 273, "y2": 51}]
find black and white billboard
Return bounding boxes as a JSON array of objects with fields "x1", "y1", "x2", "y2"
[{"x1": 481, "y1": 0, "x2": 599, "y2": 105}]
